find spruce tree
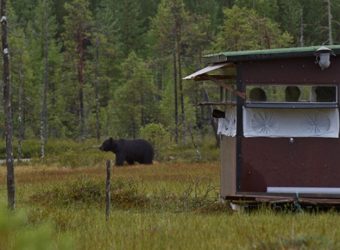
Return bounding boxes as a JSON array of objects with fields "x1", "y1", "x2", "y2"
[
  {"x1": 214, "y1": 6, "x2": 293, "y2": 51},
  {"x1": 62, "y1": 0, "x2": 93, "y2": 139},
  {"x1": 114, "y1": 52, "x2": 157, "y2": 138}
]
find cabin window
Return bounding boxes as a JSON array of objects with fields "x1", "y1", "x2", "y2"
[
  {"x1": 245, "y1": 85, "x2": 337, "y2": 108},
  {"x1": 243, "y1": 85, "x2": 339, "y2": 138}
]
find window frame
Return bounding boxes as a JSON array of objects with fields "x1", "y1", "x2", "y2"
[{"x1": 245, "y1": 84, "x2": 338, "y2": 109}]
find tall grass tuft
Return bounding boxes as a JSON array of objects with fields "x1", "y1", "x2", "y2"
[
  {"x1": 29, "y1": 176, "x2": 226, "y2": 213},
  {"x1": 0, "y1": 206, "x2": 73, "y2": 250}
]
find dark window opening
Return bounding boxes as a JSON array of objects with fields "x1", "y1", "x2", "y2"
[{"x1": 246, "y1": 85, "x2": 337, "y2": 103}]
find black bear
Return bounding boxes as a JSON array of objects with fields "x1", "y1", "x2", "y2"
[{"x1": 99, "y1": 138, "x2": 154, "y2": 166}]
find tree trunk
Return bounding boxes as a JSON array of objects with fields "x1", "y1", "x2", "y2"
[
  {"x1": 173, "y1": 51, "x2": 178, "y2": 144},
  {"x1": 173, "y1": 6, "x2": 185, "y2": 145},
  {"x1": 299, "y1": 8, "x2": 304, "y2": 47},
  {"x1": 18, "y1": 59, "x2": 24, "y2": 161},
  {"x1": 50, "y1": 78, "x2": 57, "y2": 137},
  {"x1": 176, "y1": 39, "x2": 186, "y2": 144},
  {"x1": 156, "y1": 61, "x2": 164, "y2": 98},
  {"x1": 1, "y1": 0, "x2": 15, "y2": 210},
  {"x1": 141, "y1": 93, "x2": 145, "y2": 126},
  {"x1": 40, "y1": 3, "x2": 49, "y2": 158},
  {"x1": 132, "y1": 118, "x2": 136, "y2": 139},
  {"x1": 77, "y1": 31, "x2": 85, "y2": 140},
  {"x1": 327, "y1": 0, "x2": 333, "y2": 45},
  {"x1": 94, "y1": 37, "x2": 100, "y2": 142}
]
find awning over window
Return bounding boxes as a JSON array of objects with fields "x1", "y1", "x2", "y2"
[{"x1": 183, "y1": 63, "x2": 230, "y2": 80}]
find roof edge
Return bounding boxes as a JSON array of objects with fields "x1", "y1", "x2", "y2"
[{"x1": 204, "y1": 45, "x2": 340, "y2": 64}]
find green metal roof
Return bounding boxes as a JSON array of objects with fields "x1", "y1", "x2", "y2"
[{"x1": 204, "y1": 45, "x2": 340, "y2": 64}]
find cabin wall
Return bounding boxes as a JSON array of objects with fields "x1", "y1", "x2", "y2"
[
  {"x1": 239, "y1": 57, "x2": 340, "y2": 85},
  {"x1": 240, "y1": 137, "x2": 340, "y2": 192},
  {"x1": 233, "y1": 57, "x2": 340, "y2": 193}
]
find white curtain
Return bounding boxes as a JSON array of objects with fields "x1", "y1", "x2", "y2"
[
  {"x1": 243, "y1": 108, "x2": 339, "y2": 138},
  {"x1": 217, "y1": 107, "x2": 237, "y2": 137}
]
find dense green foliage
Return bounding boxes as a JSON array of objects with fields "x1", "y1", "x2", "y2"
[
  {"x1": 3, "y1": 2, "x2": 340, "y2": 248},
  {"x1": 2, "y1": 0, "x2": 340, "y2": 148}
]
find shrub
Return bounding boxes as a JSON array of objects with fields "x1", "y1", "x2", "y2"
[
  {"x1": 0, "y1": 139, "x2": 41, "y2": 159},
  {"x1": 29, "y1": 177, "x2": 227, "y2": 213},
  {"x1": 30, "y1": 177, "x2": 150, "y2": 209},
  {"x1": 163, "y1": 136, "x2": 219, "y2": 163},
  {"x1": 140, "y1": 123, "x2": 171, "y2": 160}
]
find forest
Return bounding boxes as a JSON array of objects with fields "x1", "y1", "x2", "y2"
[
  {"x1": 3, "y1": 1, "x2": 340, "y2": 248},
  {"x1": 1, "y1": 0, "x2": 340, "y2": 153}
]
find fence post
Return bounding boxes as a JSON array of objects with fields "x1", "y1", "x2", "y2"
[{"x1": 105, "y1": 160, "x2": 111, "y2": 221}]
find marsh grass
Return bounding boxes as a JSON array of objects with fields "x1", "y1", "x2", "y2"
[
  {"x1": 29, "y1": 175, "x2": 221, "y2": 213},
  {"x1": 0, "y1": 137, "x2": 220, "y2": 168},
  {"x1": 2, "y1": 163, "x2": 340, "y2": 249},
  {"x1": 24, "y1": 207, "x2": 340, "y2": 250}
]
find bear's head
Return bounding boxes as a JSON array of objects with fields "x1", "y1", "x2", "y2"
[{"x1": 99, "y1": 137, "x2": 119, "y2": 153}]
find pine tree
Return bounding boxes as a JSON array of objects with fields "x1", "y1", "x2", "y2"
[
  {"x1": 150, "y1": 0, "x2": 191, "y2": 143},
  {"x1": 25, "y1": 0, "x2": 62, "y2": 155},
  {"x1": 214, "y1": 6, "x2": 293, "y2": 51},
  {"x1": 90, "y1": 0, "x2": 127, "y2": 140},
  {"x1": 113, "y1": 52, "x2": 157, "y2": 138},
  {"x1": 150, "y1": 0, "x2": 213, "y2": 143},
  {"x1": 114, "y1": 0, "x2": 145, "y2": 57},
  {"x1": 31, "y1": 0, "x2": 54, "y2": 156},
  {"x1": 274, "y1": 0, "x2": 303, "y2": 46},
  {"x1": 62, "y1": 0, "x2": 93, "y2": 139},
  {"x1": 9, "y1": 27, "x2": 35, "y2": 159},
  {"x1": 10, "y1": 0, "x2": 38, "y2": 26}
]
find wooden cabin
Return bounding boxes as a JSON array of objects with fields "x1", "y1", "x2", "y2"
[{"x1": 184, "y1": 45, "x2": 340, "y2": 206}]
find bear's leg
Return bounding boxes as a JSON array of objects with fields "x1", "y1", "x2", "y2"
[
  {"x1": 142, "y1": 154, "x2": 153, "y2": 164},
  {"x1": 126, "y1": 159, "x2": 135, "y2": 165},
  {"x1": 115, "y1": 153, "x2": 125, "y2": 166},
  {"x1": 126, "y1": 156, "x2": 134, "y2": 165}
]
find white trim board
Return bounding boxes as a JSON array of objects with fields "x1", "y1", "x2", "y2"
[{"x1": 267, "y1": 187, "x2": 340, "y2": 194}]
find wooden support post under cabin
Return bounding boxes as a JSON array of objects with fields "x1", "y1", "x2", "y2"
[{"x1": 105, "y1": 160, "x2": 111, "y2": 221}]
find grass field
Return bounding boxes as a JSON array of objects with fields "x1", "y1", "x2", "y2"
[{"x1": 1, "y1": 162, "x2": 340, "y2": 249}]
